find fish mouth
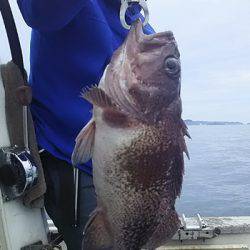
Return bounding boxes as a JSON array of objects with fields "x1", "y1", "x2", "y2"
[{"x1": 130, "y1": 20, "x2": 177, "y2": 49}]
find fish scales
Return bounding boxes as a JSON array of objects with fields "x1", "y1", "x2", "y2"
[{"x1": 72, "y1": 20, "x2": 188, "y2": 250}]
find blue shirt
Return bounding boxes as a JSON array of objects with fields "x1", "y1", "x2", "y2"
[{"x1": 17, "y1": 0, "x2": 154, "y2": 174}]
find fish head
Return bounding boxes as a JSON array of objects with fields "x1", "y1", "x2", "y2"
[{"x1": 106, "y1": 20, "x2": 182, "y2": 123}]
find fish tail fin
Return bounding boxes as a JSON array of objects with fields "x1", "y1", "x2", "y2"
[{"x1": 83, "y1": 208, "x2": 113, "y2": 250}]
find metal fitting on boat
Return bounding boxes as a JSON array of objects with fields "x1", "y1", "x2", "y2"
[{"x1": 172, "y1": 214, "x2": 221, "y2": 241}]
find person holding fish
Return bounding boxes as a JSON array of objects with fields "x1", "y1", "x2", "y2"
[{"x1": 17, "y1": 0, "x2": 154, "y2": 249}]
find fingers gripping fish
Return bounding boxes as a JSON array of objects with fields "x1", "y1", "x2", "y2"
[{"x1": 72, "y1": 20, "x2": 189, "y2": 250}]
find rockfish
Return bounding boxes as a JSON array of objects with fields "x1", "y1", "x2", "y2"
[{"x1": 72, "y1": 20, "x2": 189, "y2": 250}]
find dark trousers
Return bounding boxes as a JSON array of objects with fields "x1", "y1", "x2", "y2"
[{"x1": 40, "y1": 151, "x2": 97, "y2": 250}]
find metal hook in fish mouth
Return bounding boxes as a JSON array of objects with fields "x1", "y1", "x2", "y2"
[{"x1": 120, "y1": 0, "x2": 149, "y2": 30}]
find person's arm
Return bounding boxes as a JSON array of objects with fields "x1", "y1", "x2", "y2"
[{"x1": 17, "y1": 0, "x2": 87, "y2": 31}]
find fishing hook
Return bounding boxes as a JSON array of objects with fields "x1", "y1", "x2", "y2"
[{"x1": 120, "y1": 0, "x2": 149, "y2": 30}]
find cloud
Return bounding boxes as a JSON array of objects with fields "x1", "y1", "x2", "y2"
[
  {"x1": 1, "y1": 0, "x2": 249, "y2": 122},
  {"x1": 148, "y1": 0, "x2": 250, "y2": 122}
]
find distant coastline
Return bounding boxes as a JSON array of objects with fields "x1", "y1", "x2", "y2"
[{"x1": 184, "y1": 119, "x2": 247, "y2": 126}]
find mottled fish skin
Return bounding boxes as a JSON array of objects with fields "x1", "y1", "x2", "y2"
[{"x1": 72, "y1": 20, "x2": 188, "y2": 250}]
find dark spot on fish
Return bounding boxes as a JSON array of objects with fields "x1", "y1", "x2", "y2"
[
  {"x1": 102, "y1": 108, "x2": 136, "y2": 128},
  {"x1": 108, "y1": 118, "x2": 184, "y2": 249},
  {"x1": 116, "y1": 117, "x2": 184, "y2": 196}
]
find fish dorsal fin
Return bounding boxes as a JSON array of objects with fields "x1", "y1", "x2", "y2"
[
  {"x1": 82, "y1": 86, "x2": 114, "y2": 108},
  {"x1": 72, "y1": 119, "x2": 95, "y2": 166}
]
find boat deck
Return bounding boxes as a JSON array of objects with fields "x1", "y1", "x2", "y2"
[{"x1": 52, "y1": 216, "x2": 250, "y2": 249}]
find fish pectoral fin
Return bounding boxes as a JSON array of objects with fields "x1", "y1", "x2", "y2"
[
  {"x1": 181, "y1": 119, "x2": 191, "y2": 139},
  {"x1": 82, "y1": 85, "x2": 114, "y2": 108},
  {"x1": 71, "y1": 119, "x2": 95, "y2": 166},
  {"x1": 83, "y1": 208, "x2": 112, "y2": 250},
  {"x1": 180, "y1": 138, "x2": 190, "y2": 160},
  {"x1": 180, "y1": 119, "x2": 190, "y2": 159},
  {"x1": 178, "y1": 137, "x2": 190, "y2": 160}
]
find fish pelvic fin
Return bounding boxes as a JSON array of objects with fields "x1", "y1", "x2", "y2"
[
  {"x1": 82, "y1": 85, "x2": 114, "y2": 108},
  {"x1": 71, "y1": 119, "x2": 95, "y2": 166},
  {"x1": 83, "y1": 208, "x2": 113, "y2": 250}
]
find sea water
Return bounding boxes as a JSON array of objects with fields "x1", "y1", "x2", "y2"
[{"x1": 176, "y1": 125, "x2": 250, "y2": 217}]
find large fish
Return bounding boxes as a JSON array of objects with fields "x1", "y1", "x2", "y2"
[{"x1": 72, "y1": 20, "x2": 189, "y2": 250}]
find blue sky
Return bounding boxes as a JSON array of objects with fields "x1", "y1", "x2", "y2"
[{"x1": 1, "y1": 0, "x2": 250, "y2": 123}]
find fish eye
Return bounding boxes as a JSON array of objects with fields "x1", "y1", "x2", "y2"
[{"x1": 164, "y1": 57, "x2": 180, "y2": 78}]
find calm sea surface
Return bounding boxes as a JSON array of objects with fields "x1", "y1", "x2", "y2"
[{"x1": 176, "y1": 125, "x2": 250, "y2": 217}]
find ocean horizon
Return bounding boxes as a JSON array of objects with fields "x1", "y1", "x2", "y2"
[{"x1": 176, "y1": 125, "x2": 250, "y2": 217}]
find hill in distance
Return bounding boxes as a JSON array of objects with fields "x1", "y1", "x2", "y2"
[{"x1": 185, "y1": 119, "x2": 245, "y2": 126}]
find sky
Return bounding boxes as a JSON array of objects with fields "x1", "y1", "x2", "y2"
[{"x1": 1, "y1": 0, "x2": 250, "y2": 123}]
